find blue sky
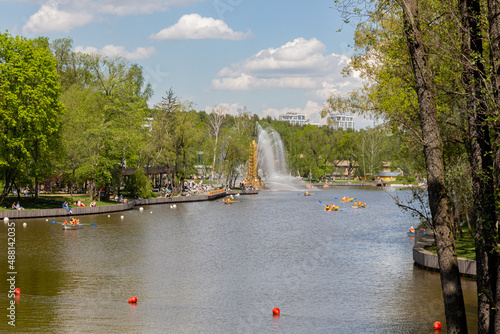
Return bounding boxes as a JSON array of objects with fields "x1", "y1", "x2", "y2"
[{"x1": 0, "y1": 0, "x2": 373, "y2": 128}]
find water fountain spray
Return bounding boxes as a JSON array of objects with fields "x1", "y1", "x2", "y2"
[{"x1": 256, "y1": 123, "x2": 298, "y2": 191}]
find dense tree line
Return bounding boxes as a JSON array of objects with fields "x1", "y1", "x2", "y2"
[{"x1": 1, "y1": 32, "x2": 408, "y2": 207}]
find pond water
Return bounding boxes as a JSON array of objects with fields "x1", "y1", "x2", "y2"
[{"x1": 0, "y1": 186, "x2": 478, "y2": 333}]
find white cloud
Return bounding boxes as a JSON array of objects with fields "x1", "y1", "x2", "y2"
[
  {"x1": 314, "y1": 81, "x2": 353, "y2": 100},
  {"x1": 204, "y1": 103, "x2": 247, "y2": 116},
  {"x1": 75, "y1": 44, "x2": 157, "y2": 60},
  {"x1": 150, "y1": 13, "x2": 253, "y2": 40},
  {"x1": 211, "y1": 37, "x2": 363, "y2": 96},
  {"x1": 23, "y1": 3, "x2": 93, "y2": 34},
  {"x1": 100, "y1": 0, "x2": 200, "y2": 15},
  {"x1": 22, "y1": 0, "x2": 204, "y2": 33}
]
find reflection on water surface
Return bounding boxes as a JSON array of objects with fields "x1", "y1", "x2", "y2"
[{"x1": 0, "y1": 187, "x2": 477, "y2": 333}]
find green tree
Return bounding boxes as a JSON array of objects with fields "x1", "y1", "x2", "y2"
[
  {"x1": 328, "y1": 2, "x2": 468, "y2": 330},
  {"x1": 294, "y1": 125, "x2": 335, "y2": 180},
  {"x1": 0, "y1": 33, "x2": 63, "y2": 205},
  {"x1": 58, "y1": 53, "x2": 151, "y2": 200},
  {"x1": 168, "y1": 107, "x2": 202, "y2": 190},
  {"x1": 59, "y1": 84, "x2": 107, "y2": 199},
  {"x1": 148, "y1": 91, "x2": 201, "y2": 193},
  {"x1": 50, "y1": 37, "x2": 79, "y2": 90},
  {"x1": 354, "y1": 128, "x2": 387, "y2": 180},
  {"x1": 126, "y1": 167, "x2": 153, "y2": 198},
  {"x1": 207, "y1": 104, "x2": 228, "y2": 185},
  {"x1": 218, "y1": 126, "x2": 250, "y2": 187}
]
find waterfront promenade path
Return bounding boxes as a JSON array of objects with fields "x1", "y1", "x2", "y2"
[{"x1": 2, "y1": 189, "x2": 259, "y2": 220}]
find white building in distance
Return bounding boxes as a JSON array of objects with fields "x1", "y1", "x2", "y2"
[
  {"x1": 328, "y1": 114, "x2": 354, "y2": 130},
  {"x1": 278, "y1": 112, "x2": 310, "y2": 126}
]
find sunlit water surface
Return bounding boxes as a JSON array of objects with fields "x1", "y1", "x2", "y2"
[{"x1": 0, "y1": 187, "x2": 477, "y2": 333}]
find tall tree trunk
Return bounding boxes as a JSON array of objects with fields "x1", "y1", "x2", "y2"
[
  {"x1": 212, "y1": 135, "x2": 218, "y2": 185},
  {"x1": 71, "y1": 168, "x2": 75, "y2": 203},
  {"x1": 461, "y1": 0, "x2": 497, "y2": 331},
  {"x1": 0, "y1": 169, "x2": 16, "y2": 205},
  {"x1": 400, "y1": 0, "x2": 468, "y2": 332},
  {"x1": 488, "y1": 0, "x2": 500, "y2": 331},
  {"x1": 89, "y1": 178, "x2": 94, "y2": 201},
  {"x1": 35, "y1": 177, "x2": 39, "y2": 201},
  {"x1": 15, "y1": 183, "x2": 20, "y2": 201}
]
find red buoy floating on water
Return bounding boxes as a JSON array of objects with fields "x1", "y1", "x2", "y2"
[
  {"x1": 272, "y1": 307, "x2": 280, "y2": 315},
  {"x1": 433, "y1": 321, "x2": 442, "y2": 330},
  {"x1": 14, "y1": 288, "x2": 21, "y2": 295},
  {"x1": 128, "y1": 296, "x2": 138, "y2": 303}
]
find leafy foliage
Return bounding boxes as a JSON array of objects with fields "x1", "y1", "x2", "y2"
[
  {"x1": 0, "y1": 33, "x2": 63, "y2": 203},
  {"x1": 126, "y1": 168, "x2": 154, "y2": 199}
]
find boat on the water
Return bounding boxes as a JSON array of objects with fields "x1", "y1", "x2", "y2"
[
  {"x1": 62, "y1": 217, "x2": 82, "y2": 230},
  {"x1": 62, "y1": 224, "x2": 82, "y2": 230},
  {"x1": 407, "y1": 230, "x2": 427, "y2": 235},
  {"x1": 407, "y1": 226, "x2": 427, "y2": 235}
]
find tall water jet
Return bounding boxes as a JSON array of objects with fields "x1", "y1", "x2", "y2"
[{"x1": 256, "y1": 123, "x2": 297, "y2": 191}]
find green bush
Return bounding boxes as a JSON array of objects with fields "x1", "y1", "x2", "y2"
[
  {"x1": 406, "y1": 176, "x2": 416, "y2": 183},
  {"x1": 126, "y1": 168, "x2": 154, "y2": 199}
]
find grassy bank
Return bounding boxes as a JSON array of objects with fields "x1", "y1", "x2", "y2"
[
  {"x1": 0, "y1": 193, "x2": 123, "y2": 211},
  {"x1": 425, "y1": 226, "x2": 476, "y2": 260}
]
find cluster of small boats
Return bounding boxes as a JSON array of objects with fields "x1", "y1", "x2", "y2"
[{"x1": 316, "y1": 195, "x2": 368, "y2": 212}]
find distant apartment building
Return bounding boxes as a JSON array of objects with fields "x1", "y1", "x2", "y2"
[
  {"x1": 328, "y1": 114, "x2": 354, "y2": 130},
  {"x1": 278, "y1": 112, "x2": 310, "y2": 126}
]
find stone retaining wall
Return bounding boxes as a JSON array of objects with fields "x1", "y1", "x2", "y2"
[{"x1": 413, "y1": 232, "x2": 476, "y2": 277}]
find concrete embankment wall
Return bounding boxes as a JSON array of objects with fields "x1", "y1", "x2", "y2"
[
  {"x1": 2, "y1": 201, "x2": 136, "y2": 220},
  {"x1": 135, "y1": 189, "x2": 258, "y2": 206},
  {"x1": 136, "y1": 191, "x2": 226, "y2": 206},
  {"x1": 1, "y1": 189, "x2": 254, "y2": 219},
  {"x1": 227, "y1": 189, "x2": 259, "y2": 195},
  {"x1": 413, "y1": 232, "x2": 476, "y2": 277}
]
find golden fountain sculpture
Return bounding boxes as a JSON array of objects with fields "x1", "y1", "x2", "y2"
[{"x1": 244, "y1": 140, "x2": 264, "y2": 189}]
